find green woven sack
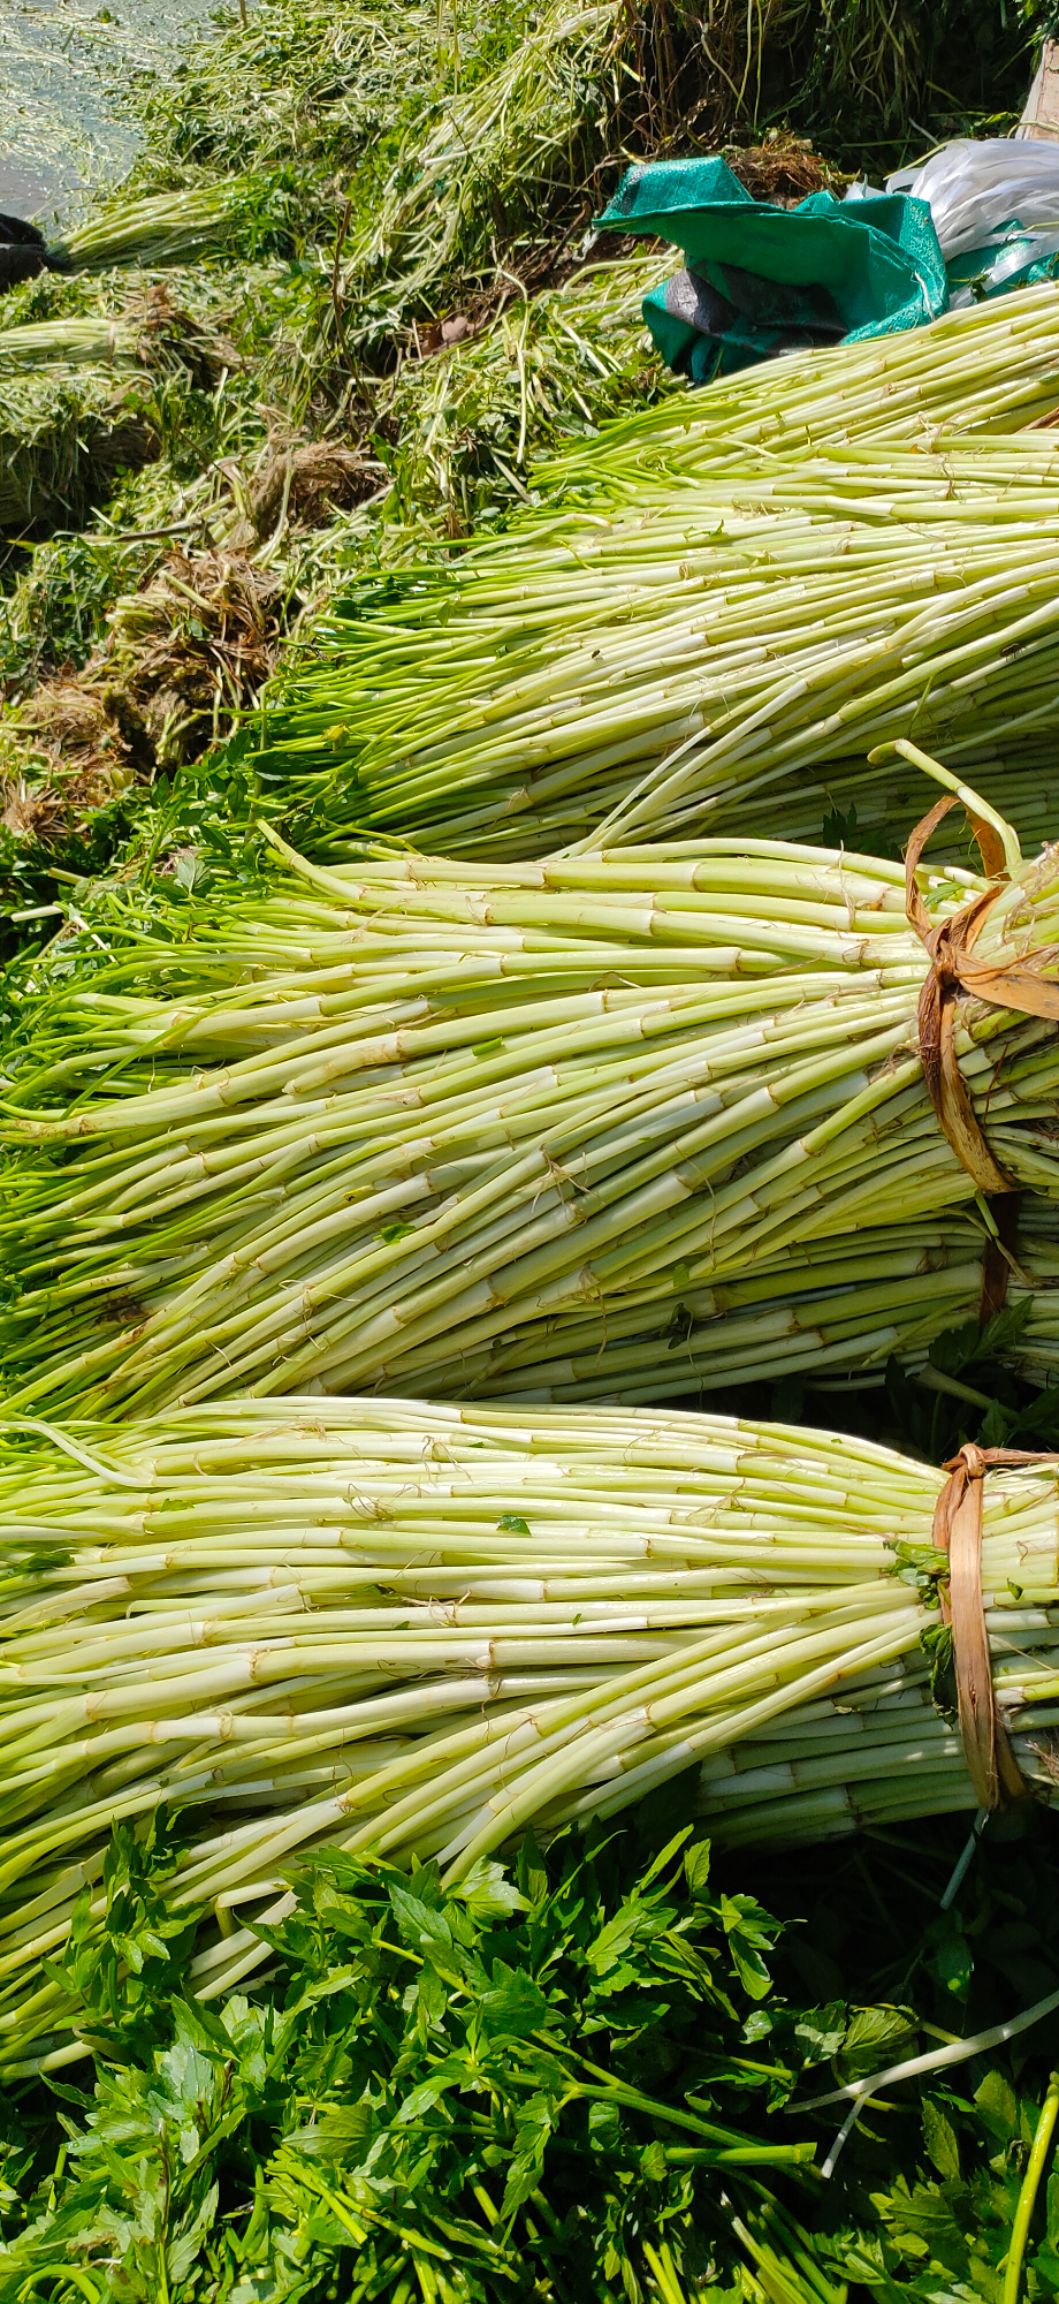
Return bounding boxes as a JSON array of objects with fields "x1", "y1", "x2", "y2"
[{"x1": 598, "y1": 155, "x2": 948, "y2": 379}]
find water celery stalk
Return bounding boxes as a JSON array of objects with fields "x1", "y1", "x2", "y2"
[
  {"x1": 0, "y1": 317, "x2": 139, "y2": 370},
  {"x1": 256, "y1": 435, "x2": 1059, "y2": 859},
  {"x1": 3, "y1": 820, "x2": 1059, "y2": 1413},
  {"x1": 462, "y1": 1204, "x2": 1059, "y2": 1404},
  {"x1": 50, "y1": 176, "x2": 276, "y2": 272},
  {"x1": 534, "y1": 279, "x2": 1059, "y2": 502},
  {"x1": 1, "y1": 1396, "x2": 1057, "y2": 2074}
]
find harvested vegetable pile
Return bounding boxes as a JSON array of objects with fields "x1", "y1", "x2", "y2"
[
  {"x1": 3, "y1": 810, "x2": 1059, "y2": 1413},
  {"x1": 0, "y1": 373, "x2": 157, "y2": 535},
  {"x1": 8, "y1": 4, "x2": 1059, "y2": 2296},
  {"x1": 316, "y1": 0, "x2": 727, "y2": 356},
  {"x1": 2, "y1": 1394, "x2": 1057, "y2": 2076},
  {"x1": 256, "y1": 430, "x2": 1059, "y2": 860},
  {"x1": 342, "y1": 0, "x2": 630, "y2": 320},
  {"x1": 382, "y1": 251, "x2": 673, "y2": 533},
  {"x1": 144, "y1": 0, "x2": 436, "y2": 183},
  {"x1": 252, "y1": 288, "x2": 1059, "y2": 863}
]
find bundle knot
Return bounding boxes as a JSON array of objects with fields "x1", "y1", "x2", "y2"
[
  {"x1": 905, "y1": 793, "x2": 1059, "y2": 1197},
  {"x1": 932, "y1": 1443, "x2": 1059, "y2": 1812}
]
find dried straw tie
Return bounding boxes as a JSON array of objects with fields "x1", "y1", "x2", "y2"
[
  {"x1": 904, "y1": 793, "x2": 1059, "y2": 1194},
  {"x1": 907, "y1": 804, "x2": 1059, "y2": 1806},
  {"x1": 932, "y1": 1443, "x2": 1059, "y2": 1813},
  {"x1": 905, "y1": 794, "x2": 1059, "y2": 1318}
]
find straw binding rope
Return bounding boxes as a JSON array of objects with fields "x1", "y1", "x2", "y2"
[
  {"x1": 905, "y1": 804, "x2": 1059, "y2": 1803},
  {"x1": 932, "y1": 1444, "x2": 1058, "y2": 1811},
  {"x1": 905, "y1": 794, "x2": 1059, "y2": 1198}
]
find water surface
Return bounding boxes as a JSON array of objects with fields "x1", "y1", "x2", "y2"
[{"x1": 0, "y1": 0, "x2": 223, "y2": 226}]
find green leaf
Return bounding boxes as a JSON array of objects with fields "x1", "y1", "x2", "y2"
[
  {"x1": 720, "y1": 1894, "x2": 776, "y2": 2002},
  {"x1": 452, "y1": 1856, "x2": 528, "y2": 1922},
  {"x1": 500, "y1": 2095, "x2": 554, "y2": 2223},
  {"x1": 585, "y1": 1902, "x2": 647, "y2": 1985},
  {"x1": 286, "y1": 2103, "x2": 376, "y2": 2161},
  {"x1": 387, "y1": 1880, "x2": 453, "y2": 1951},
  {"x1": 587, "y1": 2097, "x2": 622, "y2": 2155},
  {"x1": 478, "y1": 1961, "x2": 550, "y2": 2039},
  {"x1": 166, "y1": 2181, "x2": 220, "y2": 2286},
  {"x1": 515, "y1": 1833, "x2": 549, "y2": 1910},
  {"x1": 835, "y1": 2004, "x2": 917, "y2": 2082},
  {"x1": 922, "y1": 2097, "x2": 961, "y2": 2183},
  {"x1": 875, "y1": 2172, "x2": 971, "y2": 2270},
  {"x1": 395, "y1": 2073, "x2": 451, "y2": 2124},
  {"x1": 975, "y1": 2066, "x2": 1020, "y2": 2145},
  {"x1": 684, "y1": 1839, "x2": 712, "y2": 1898},
  {"x1": 791, "y1": 2004, "x2": 847, "y2": 2067}
]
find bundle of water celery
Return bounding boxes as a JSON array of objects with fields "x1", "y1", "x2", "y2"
[
  {"x1": 3, "y1": 812, "x2": 1059, "y2": 1413},
  {"x1": 1, "y1": 1397, "x2": 1055, "y2": 2074},
  {"x1": 535, "y1": 280, "x2": 1059, "y2": 500},
  {"x1": 256, "y1": 433, "x2": 1059, "y2": 859}
]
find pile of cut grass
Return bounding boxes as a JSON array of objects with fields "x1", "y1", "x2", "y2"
[
  {"x1": 383, "y1": 252, "x2": 672, "y2": 532},
  {"x1": 0, "y1": 374, "x2": 157, "y2": 536},
  {"x1": 142, "y1": 0, "x2": 438, "y2": 194}
]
